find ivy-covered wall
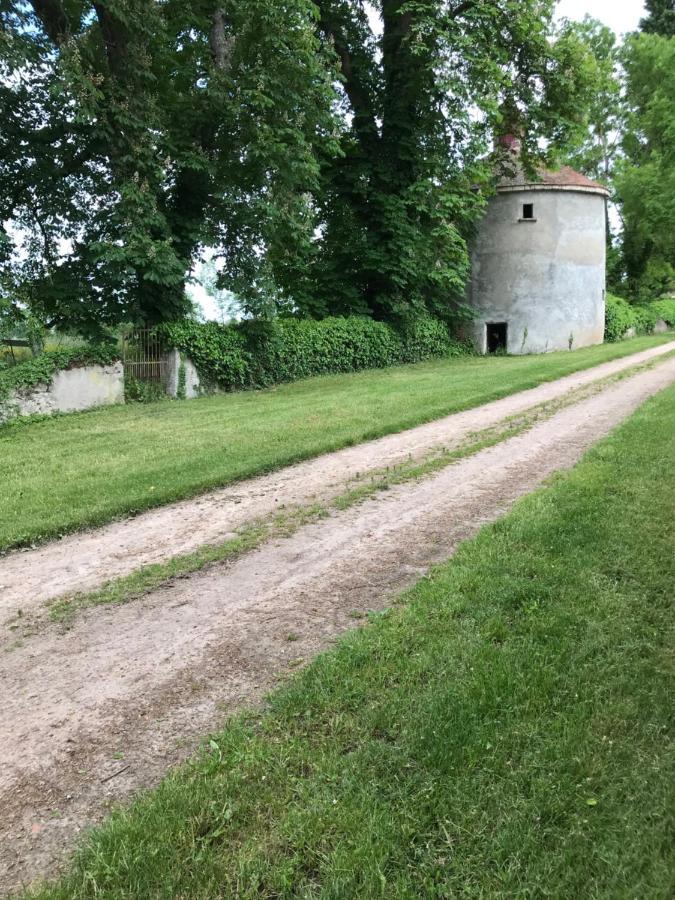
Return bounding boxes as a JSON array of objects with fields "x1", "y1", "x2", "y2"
[
  {"x1": 604, "y1": 295, "x2": 675, "y2": 342},
  {"x1": 160, "y1": 315, "x2": 470, "y2": 393}
]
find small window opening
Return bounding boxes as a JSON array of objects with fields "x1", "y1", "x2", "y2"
[
  {"x1": 522, "y1": 203, "x2": 534, "y2": 220},
  {"x1": 486, "y1": 322, "x2": 508, "y2": 354}
]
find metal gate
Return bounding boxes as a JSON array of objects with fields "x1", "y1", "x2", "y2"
[{"x1": 122, "y1": 328, "x2": 168, "y2": 385}]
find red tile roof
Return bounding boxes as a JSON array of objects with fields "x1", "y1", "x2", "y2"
[{"x1": 498, "y1": 162, "x2": 609, "y2": 194}]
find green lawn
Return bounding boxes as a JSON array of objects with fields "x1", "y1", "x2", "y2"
[
  {"x1": 1, "y1": 333, "x2": 672, "y2": 551},
  {"x1": 28, "y1": 379, "x2": 675, "y2": 899}
]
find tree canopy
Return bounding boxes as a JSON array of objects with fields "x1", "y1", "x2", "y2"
[
  {"x1": 640, "y1": 0, "x2": 675, "y2": 37},
  {"x1": 0, "y1": 0, "x2": 337, "y2": 333},
  {"x1": 0, "y1": 1, "x2": 611, "y2": 332},
  {"x1": 296, "y1": 0, "x2": 599, "y2": 323},
  {"x1": 616, "y1": 30, "x2": 675, "y2": 299}
]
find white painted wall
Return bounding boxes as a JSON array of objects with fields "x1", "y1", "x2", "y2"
[{"x1": 165, "y1": 349, "x2": 201, "y2": 399}]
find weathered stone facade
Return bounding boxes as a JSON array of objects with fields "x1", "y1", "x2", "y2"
[
  {"x1": 468, "y1": 162, "x2": 609, "y2": 355},
  {"x1": 1, "y1": 361, "x2": 124, "y2": 423}
]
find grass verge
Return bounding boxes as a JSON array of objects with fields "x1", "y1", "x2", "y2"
[
  {"x1": 1, "y1": 333, "x2": 672, "y2": 552},
  {"x1": 27, "y1": 381, "x2": 675, "y2": 898}
]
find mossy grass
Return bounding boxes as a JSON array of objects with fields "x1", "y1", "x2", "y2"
[{"x1": 27, "y1": 381, "x2": 675, "y2": 899}]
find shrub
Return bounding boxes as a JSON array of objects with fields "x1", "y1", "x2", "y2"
[
  {"x1": 604, "y1": 294, "x2": 637, "y2": 342},
  {"x1": 162, "y1": 315, "x2": 469, "y2": 392},
  {"x1": 604, "y1": 294, "x2": 674, "y2": 342},
  {"x1": 124, "y1": 373, "x2": 167, "y2": 404},
  {"x1": 632, "y1": 304, "x2": 658, "y2": 335},
  {"x1": 650, "y1": 296, "x2": 675, "y2": 326},
  {"x1": 158, "y1": 320, "x2": 249, "y2": 390},
  {"x1": 398, "y1": 316, "x2": 469, "y2": 362}
]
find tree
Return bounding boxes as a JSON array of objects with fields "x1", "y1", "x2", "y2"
[
  {"x1": 640, "y1": 0, "x2": 675, "y2": 37},
  {"x1": 616, "y1": 31, "x2": 675, "y2": 299},
  {"x1": 560, "y1": 17, "x2": 623, "y2": 289},
  {"x1": 192, "y1": 259, "x2": 241, "y2": 324},
  {"x1": 563, "y1": 18, "x2": 622, "y2": 187},
  {"x1": 0, "y1": 1, "x2": 338, "y2": 333},
  {"x1": 290, "y1": 0, "x2": 600, "y2": 324}
]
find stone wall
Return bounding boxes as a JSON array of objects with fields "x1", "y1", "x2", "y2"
[
  {"x1": 165, "y1": 349, "x2": 201, "y2": 399},
  {"x1": 2, "y1": 361, "x2": 124, "y2": 423}
]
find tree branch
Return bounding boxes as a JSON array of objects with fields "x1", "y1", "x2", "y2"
[
  {"x1": 29, "y1": 0, "x2": 75, "y2": 45},
  {"x1": 92, "y1": 3, "x2": 127, "y2": 75},
  {"x1": 315, "y1": 1, "x2": 379, "y2": 148},
  {"x1": 449, "y1": 1, "x2": 476, "y2": 18},
  {"x1": 210, "y1": 8, "x2": 235, "y2": 73}
]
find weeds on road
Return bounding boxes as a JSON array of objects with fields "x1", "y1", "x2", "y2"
[{"x1": 28, "y1": 383, "x2": 675, "y2": 899}]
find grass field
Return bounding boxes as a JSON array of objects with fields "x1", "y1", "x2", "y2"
[
  {"x1": 29, "y1": 381, "x2": 675, "y2": 899},
  {"x1": 1, "y1": 333, "x2": 672, "y2": 551}
]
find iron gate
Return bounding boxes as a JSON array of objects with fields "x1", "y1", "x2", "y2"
[{"x1": 121, "y1": 328, "x2": 168, "y2": 385}]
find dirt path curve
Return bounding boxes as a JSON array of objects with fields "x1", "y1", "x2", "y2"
[
  {"x1": 1, "y1": 340, "x2": 673, "y2": 615},
  {"x1": 1, "y1": 355, "x2": 674, "y2": 895}
]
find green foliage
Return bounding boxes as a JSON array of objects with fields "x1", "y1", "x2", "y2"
[
  {"x1": 123, "y1": 375, "x2": 167, "y2": 405},
  {"x1": 632, "y1": 304, "x2": 658, "y2": 335},
  {"x1": 616, "y1": 32, "x2": 675, "y2": 300},
  {"x1": 562, "y1": 17, "x2": 622, "y2": 189},
  {"x1": 176, "y1": 361, "x2": 187, "y2": 401},
  {"x1": 159, "y1": 321, "x2": 249, "y2": 390},
  {"x1": 0, "y1": 345, "x2": 119, "y2": 403},
  {"x1": 604, "y1": 294, "x2": 637, "y2": 342},
  {"x1": 301, "y1": 1, "x2": 600, "y2": 323},
  {"x1": 604, "y1": 293, "x2": 672, "y2": 342},
  {"x1": 0, "y1": 0, "x2": 338, "y2": 331},
  {"x1": 2, "y1": 1, "x2": 601, "y2": 332},
  {"x1": 161, "y1": 316, "x2": 469, "y2": 391},
  {"x1": 650, "y1": 296, "x2": 675, "y2": 325},
  {"x1": 640, "y1": 0, "x2": 675, "y2": 36}
]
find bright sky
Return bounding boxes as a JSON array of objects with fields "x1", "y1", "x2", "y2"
[{"x1": 555, "y1": 0, "x2": 645, "y2": 38}]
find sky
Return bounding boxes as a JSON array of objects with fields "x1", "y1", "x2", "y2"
[
  {"x1": 555, "y1": 0, "x2": 645, "y2": 37},
  {"x1": 193, "y1": 1, "x2": 648, "y2": 321}
]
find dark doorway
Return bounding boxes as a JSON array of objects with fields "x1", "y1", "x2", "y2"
[{"x1": 486, "y1": 322, "x2": 507, "y2": 353}]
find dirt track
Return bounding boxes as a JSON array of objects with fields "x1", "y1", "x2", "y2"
[
  {"x1": 1, "y1": 339, "x2": 673, "y2": 614},
  {"x1": 1, "y1": 349, "x2": 674, "y2": 894}
]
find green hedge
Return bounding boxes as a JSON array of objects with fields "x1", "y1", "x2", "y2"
[
  {"x1": 161, "y1": 316, "x2": 470, "y2": 392},
  {"x1": 0, "y1": 345, "x2": 119, "y2": 403},
  {"x1": 604, "y1": 294, "x2": 674, "y2": 343},
  {"x1": 650, "y1": 296, "x2": 675, "y2": 326}
]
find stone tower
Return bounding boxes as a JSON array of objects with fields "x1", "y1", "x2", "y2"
[{"x1": 468, "y1": 141, "x2": 610, "y2": 354}]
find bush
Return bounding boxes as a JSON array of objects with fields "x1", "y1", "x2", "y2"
[
  {"x1": 604, "y1": 294, "x2": 638, "y2": 342},
  {"x1": 605, "y1": 293, "x2": 674, "y2": 343},
  {"x1": 0, "y1": 345, "x2": 119, "y2": 403},
  {"x1": 124, "y1": 373, "x2": 167, "y2": 404},
  {"x1": 650, "y1": 296, "x2": 675, "y2": 326},
  {"x1": 632, "y1": 304, "x2": 658, "y2": 335},
  {"x1": 161, "y1": 315, "x2": 469, "y2": 392},
  {"x1": 158, "y1": 320, "x2": 249, "y2": 390}
]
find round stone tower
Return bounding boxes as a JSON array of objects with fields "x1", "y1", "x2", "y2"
[{"x1": 468, "y1": 152, "x2": 609, "y2": 354}]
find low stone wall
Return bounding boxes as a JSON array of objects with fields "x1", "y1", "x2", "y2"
[
  {"x1": 165, "y1": 349, "x2": 201, "y2": 399},
  {"x1": 2, "y1": 361, "x2": 124, "y2": 423}
]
